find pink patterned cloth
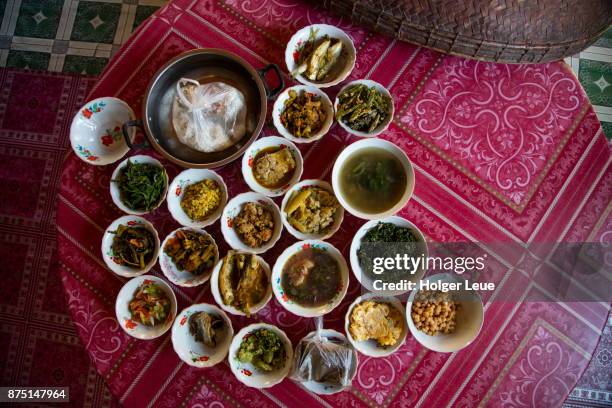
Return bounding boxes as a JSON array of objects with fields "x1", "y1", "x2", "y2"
[{"x1": 56, "y1": 1, "x2": 611, "y2": 407}]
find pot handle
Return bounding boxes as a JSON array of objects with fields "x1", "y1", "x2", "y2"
[
  {"x1": 257, "y1": 64, "x2": 284, "y2": 99},
  {"x1": 122, "y1": 119, "x2": 149, "y2": 149}
]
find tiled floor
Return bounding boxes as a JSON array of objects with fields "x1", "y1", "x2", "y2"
[
  {"x1": 0, "y1": 0, "x2": 163, "y2": 75},
  {"x1": 565, "y1": 30, "x2": 612, "y2": 140}
]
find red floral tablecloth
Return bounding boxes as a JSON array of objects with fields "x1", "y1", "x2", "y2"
[{"x1": 57, "y1": 1, "x2": 611, "y2": 407}]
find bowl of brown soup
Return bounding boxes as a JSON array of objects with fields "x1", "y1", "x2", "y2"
[{"x1": 272, "y1": 240, "x2": 349, "y2": 317}]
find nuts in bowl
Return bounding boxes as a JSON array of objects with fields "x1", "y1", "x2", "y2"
[
  {"x1": 411, "y1": 290, "x2": 459, "y2": 336},
  {"x1": 406, "y1": 273, "x2": 484, "y2": 353}
]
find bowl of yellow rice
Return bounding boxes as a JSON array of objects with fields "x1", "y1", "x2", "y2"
[{"x1": 167, "y1": 169, "x2": 228, "y2": 228}]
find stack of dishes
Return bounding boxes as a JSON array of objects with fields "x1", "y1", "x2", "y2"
[{"x1": 84, "y1": 22, "x2": 485, "y2": 395}]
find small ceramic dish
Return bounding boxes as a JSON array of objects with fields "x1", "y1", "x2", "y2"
[
  {"x1": 110, "y1": 155, "x2": 169, "y2": 215},
  {"x1": 280, "y1": 179, "x2": 344, "y2": 240},
  {"x1": 70, "y1": 97, "x2": 135, "y2": 166},
  {"x1": 167, "y1": 169, "x2": 228, "y2": 227},
  {"x1": 101, "y1": 215, "x2": 160, "y2": 278},
  {"x1": 406, "y1": 273, "x2": 484, "y2": 353},
  {"x1": 171, "y1": 303, "x2": 233, "y2": 368},
  {"x1": 241, "y1": 136, "x2": 304, "y2": 197},
  {"x1": 220, "y1": 192, "x2": 283, "y2": 254},
  {"x1": 272, "y1": 240, "x2": 349, "y2": 317},
  {"x1": 345, "y1": 292, "x2": 408, "y2": 358},
  {"x1": 210, "y1": 253, "x2": 272, "y2": 316},
  {"x1": 350, "y1": 216, "x2": 428, "y2": 295},
  {"x1": 115, "y1": 275, "x2": 177, "y2": 340},
  {"x1": 159, "y1": 227, "x2": 219, "y2": 287},
  {"x1": 272, "y1": 85, "x2": 334, "y2": 144},
  {"x1": 285, "y1": 24, "x2": 356, "y2": 88},
  {"x1": 331, "y1": 138, "x2": 415, "y2": 220},
  {"x1": 334, "y1": 80, "x2": 394, "y2": 137},
  {"x1": 294, "y1": 329, "x2": 358, "y2": 395},
  {"x1": 229, "y1": 323, "x2": 294, "y2": 388}
]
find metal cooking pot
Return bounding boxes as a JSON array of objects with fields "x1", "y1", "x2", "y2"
[{"x1": 123, "y1": 49, "x2": 283, "y2": 168}]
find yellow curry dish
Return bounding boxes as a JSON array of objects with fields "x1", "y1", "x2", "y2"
[
  {"x1": 180, "y1": 179, "x2": 222, "y2": 221},
  {"x1": 349, "y1": 300, "x2": 404, "y2": 347},
  {"x1": 284, "y1": 186, "x2": 340, "y2": 234},
  {"x1": 253, "y1": 146, "x2": 296, "y2": 189}
]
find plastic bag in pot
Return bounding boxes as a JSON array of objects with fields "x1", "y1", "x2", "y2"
[{"x1": 172, "y1": 78, "x2": 247, "y2": 153}]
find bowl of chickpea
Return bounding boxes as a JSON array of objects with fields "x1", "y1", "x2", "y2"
[{"x1": 406, "y1": 273, "x2": 484, "y2": 353}]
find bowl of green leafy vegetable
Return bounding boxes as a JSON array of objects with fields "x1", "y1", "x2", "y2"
[
  {"x1": 110, "y1": 155, "x2": 168, "y2": 215},
  {"x1": 350, "y1": 216, "x2": 428, "y2": 295},
  {"x1": 229, "y1": 323, "x2": 293, "y2": 388},
  {"x1": 101, "y1": 215, "x2": 160, "y2": 278}
]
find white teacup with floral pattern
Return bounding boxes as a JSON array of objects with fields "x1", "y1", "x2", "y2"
[{"x1": 70, "y1": 97, "x2": 135, "y2": 165}]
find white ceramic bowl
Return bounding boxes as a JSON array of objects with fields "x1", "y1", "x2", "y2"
[
  {"x1": 241, "y1": 136, "x2": 303, "y2": 197},
  {"x1": 101, "y1": 215, "x2": 160, "y2": 278},
  {"x1": 159, "y1": 227, "x2": 219, "y2": 287},
  {"x1": 345, "y1": 292, "x2": 408, "y2": 358},
  {"x1": 115, "y1": 275, "x2": 177, "y2": 340},
  {"x1": 110, "y1": 155, "x2": 169, "y2": 215},
  {"x1": 272, "y1": 240, "x2": 349, "y2": 317},
  {"x1": 350, "y1": 216, "x2": 428, "y2": 295},
  {"x1": 294, "y1": 329, "x2": 358, "y2": 394},
  {"x1": 221, "y1": 192, "x2": 283, "y2": 254},
  {"x1": 70, "y1": 97, "x2": 135, "y2": 166},
  {"x1": 229, "y1": 323, "x2": 294, "y2": 388},
  {"x1": 285, "y1": 24, "x2": 356, "y2": 88},
  {"x1": 280, "y1": 179, "x2": 344, "y2": 240},
  {"x1": 334, "y1": 80, "x2": 394, "y2": 137},
  {"x1": 242, "y1": 136, "x2": 304, "y2": 197},
  {"x1": 272, "y1": 85, "x2": 334, "y2": 144},
  {"x1": 171, "y1": 303, "x2": 233, "y2": 368},
  {"x1": 406, "y1": 273, "x2": 484, "y2": 353},
  {"x1": 331, "y1": 138, "x2": 415, "y2": 220},
  {"x1": 167, "y1": 169, "x2": 228, "y2": 227},
  {"x1": 210, "y1": 253, "x2": 272, "y2": 316}
]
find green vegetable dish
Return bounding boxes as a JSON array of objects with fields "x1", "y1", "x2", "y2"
[
  {"x1": 357, "y1": 222, "x2": 420, "y2": 282},
  {"x1": 114, "y1": 159, "x2": 167, "y2": 212},
  {"x1": 111, "y1": 224, "x2": 156, "y2": 269},
  {"x1": 336, "y1": 84, "x2": 391, "y2": 133},
  {"x1": 237, "y1": 328, "x2": 286, "y2": 371}
]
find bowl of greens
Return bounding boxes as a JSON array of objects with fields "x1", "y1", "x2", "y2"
[
  {"x1": 110, "y1": 155, "x2": 168, "y2": 215},
  {"x1": 229, "y1": 323, "x2": 293, "y2": 388},
  {"x1": 101, "y1": 215, "x2": 160, "y2": 278},
  {"x1": 350, "y1": 216, "x2": 428, "y2": 295},
  {"x1": 334, "y1": 80, "x2": 394, "y2": 137}
]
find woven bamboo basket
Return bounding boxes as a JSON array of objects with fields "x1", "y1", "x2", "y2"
[{"x1": 314, "y1": 0, "x2": 612, "y2": 63}]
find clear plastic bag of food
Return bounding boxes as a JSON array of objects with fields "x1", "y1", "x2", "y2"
[
  {"x1": 172, "y1": 78, "x2": 247, "y2": 153},
  {"x1": 290, "y1": 317, "x2": 357, "y2": 388}
]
